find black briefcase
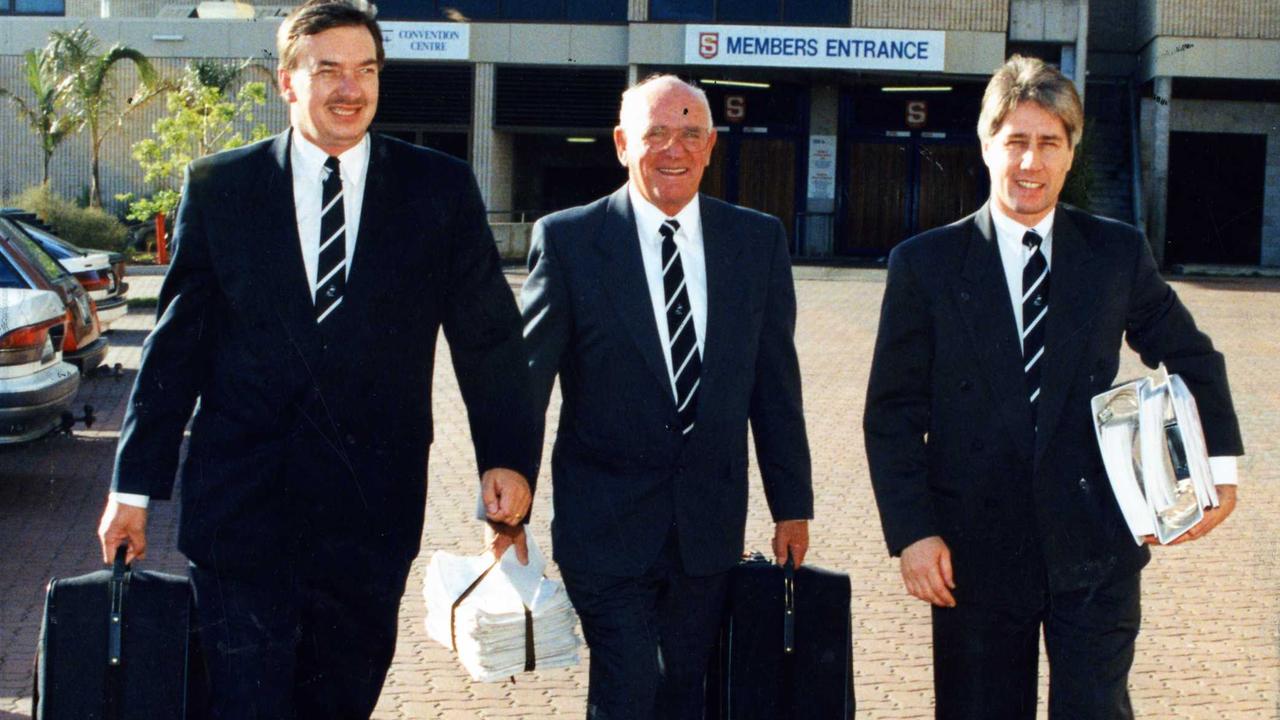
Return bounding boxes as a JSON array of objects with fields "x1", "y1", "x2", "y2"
[
  {"x1": 706, "y1": 553, "x2": 855, "y2": 719},
  {"x1": 33, "y1": 547, "x2": 206, "y2": 720}
]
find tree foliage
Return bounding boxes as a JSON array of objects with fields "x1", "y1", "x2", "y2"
[
  {"x1": 48, "y1": 26, "x2": 160, "y2": 208},
  {"x1": 119, "y1": 59, "x2": 270, "y2": 222},
  {"x1": 0, "y1": 42, "x2": 78, "y2": 184}
]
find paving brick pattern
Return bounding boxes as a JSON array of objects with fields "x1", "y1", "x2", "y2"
[{"x1": 0, "y1": 269, "x2": 1276, "y2": 719}]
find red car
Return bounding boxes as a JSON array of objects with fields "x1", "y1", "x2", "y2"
[{"x1": 0, "y1": 216, "x2": 107, "y2": 373}]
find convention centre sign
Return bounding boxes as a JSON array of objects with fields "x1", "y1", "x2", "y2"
[
  {"x1": 381, "y1": 22, "x2": 470, "y2": 61},
  {"x1": 685, "y1": 25, "x2": 945, "y2": 72}
]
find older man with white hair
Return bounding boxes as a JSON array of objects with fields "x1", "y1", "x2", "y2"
[{"x1": 519, "y1": 74, "x2": 814, "y2": 719}]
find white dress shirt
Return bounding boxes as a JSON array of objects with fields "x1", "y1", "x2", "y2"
[
  {"x1": 112, "y1": 131, "x2": 374, "y2": 509},
  {"x1": 291, "y1": 130, "x2": 370, "y2": 300},
  {"x1": 990, "y1": 203, "x2": 1236, "y2": 485},
  {"x1": 629, "y1": 183, "x2": 707, "y2": 402}
]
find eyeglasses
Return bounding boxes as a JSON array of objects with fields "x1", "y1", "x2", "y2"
[{"x1": 640, "y1": 126, "x2": 713, "y2": 152}]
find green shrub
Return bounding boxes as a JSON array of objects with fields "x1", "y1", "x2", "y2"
[{"x1": 5, "y1": 184, "x2": 129, "y2": 253}]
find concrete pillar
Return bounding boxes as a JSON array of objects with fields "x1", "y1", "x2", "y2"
[
  {"x1": 627, "y1": 64, "x2": 641, "y2": 87},
  {"x1": 100, "y1": 0, "x2": 111, "y2": 16},
  {"x1": 1149, "y1": 76, "x2": 1172, "y2": 266},
  {"x1": 471, "y1": 62, "x2": 514, "y2": 221},
  {"x1": 802, "y1": 84, "x2": 840, "y2": 257},
  {"x1": 628, "y1": 0, "x2": 648, "y2": 22},
  {"x1": 1074, "y1": 0, "x2": 1088, "y2": 106}
]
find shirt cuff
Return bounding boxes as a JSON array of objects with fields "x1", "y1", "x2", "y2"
[
  {"x1": 1208, "y1": 456, "x2": 1238, "y2": 486},
  {"x1": 110, "y1": 491, "x2": 150, "y2": 509}
]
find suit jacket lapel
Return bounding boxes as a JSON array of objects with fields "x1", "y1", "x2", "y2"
[
  {"x1": 697, "y1": 195, "x2": 744, "y2": 415},
  {"x1": 1033, "y1": 208, "x2": 1101, "y2": 464},
  {"x1": 256, "y1": 131, "x2": 320, "y2": 356},
  {"x1": 952, "y1": 203, "x2": 1035, "y2": 461},
  {"x1": 595, "y1": 187, "x2": 678, "y2": 408},
  {"x1": 330, "y1": 133, "x2": 391, "y2": 328}
]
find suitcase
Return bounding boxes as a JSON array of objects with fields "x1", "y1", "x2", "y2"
[
  {"x1": 706, "y1": 553, "x2": 855, "y2": 719},
  {"x1": 33, "y1": 547, "x2": 207, "y2": 720}
]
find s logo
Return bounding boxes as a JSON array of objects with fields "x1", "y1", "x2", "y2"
[{"x1": 699, "y1": 32, "x2": 719, "y2": 59}]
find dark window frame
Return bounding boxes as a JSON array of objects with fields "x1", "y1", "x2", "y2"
[
  {"x1": 377, "y1": 0, "x2": 626, "y2": 23},
  {"x1": 648, "y1": 0, "x2": 850, "y2": 26},
  {"x1": 0, "y1": 0, "x2": 65, "y2": 15}
]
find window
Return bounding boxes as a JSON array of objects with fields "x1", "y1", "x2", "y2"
[
  {"x1": 650, "y1": 0, "x2": 848, "y2": 25},
  {"x1": 0, "y1": 0, "x2": 64, "y2": 14},
  {"x1": 376, "y1": 0, "x2": 626, "y2": 22}
]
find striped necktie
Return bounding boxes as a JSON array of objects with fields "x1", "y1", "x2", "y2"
[
  {"x1": 1022, "y1": 229, "x2": 1049, "y2": 417},
  {"x1": 660, "y1": 219, "x2": 700, "y2": 435},
  {"x1": 315, "y1": 156, "x2": 346, "y2": 323}
]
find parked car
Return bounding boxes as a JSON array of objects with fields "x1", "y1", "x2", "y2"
[
  {"x1": 0, "y1": 285, "x2": 81, "y2": 444},
  {"x1": 0, "y1": 209, "x2": 130, "y2": 328},
  {"x1": 0, "y1": 217, "x2": 107, "y2": 374}
]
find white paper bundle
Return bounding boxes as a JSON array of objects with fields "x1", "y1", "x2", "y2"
[
  {"x1": 424, "y1": 535, "x2": 581, "y2": 682},
  {"x1": 1091, "y1": 367, "x2": 1219, "y2": 545}
]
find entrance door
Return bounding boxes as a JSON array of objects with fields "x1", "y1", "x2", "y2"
[
  {"x1": 1166, "y1": 131, "x2": 1264, "y2": 265},
  {"x1": 701, "y1": 134, "x2": 800, "y2": 241},
  {"x1": 840, "y1": 138, "x2": 984, "y2": 257},
  {"x1": 739, "y1": 137, "x2": 797, "y2": 240}
]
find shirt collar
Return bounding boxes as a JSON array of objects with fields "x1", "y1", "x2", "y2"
[
  {"x1": 290, "y1": 129, "x2": 370, "y2": 189},
  {"x1": 990, "y1": 202, "x2": 1055, "y2": 248},
  {"x1": 627, "y1": 182, "x2": 702, "y2": 243}
]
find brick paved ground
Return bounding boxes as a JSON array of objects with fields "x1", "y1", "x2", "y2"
[{"x1": 1, "y1": 268, "x2": 1276, "y2": 719}]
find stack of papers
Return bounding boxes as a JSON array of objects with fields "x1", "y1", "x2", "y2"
[
  {"x1": 1091, "y1": 367, "x2": 1219, "y2": 544},
  {"x1": 424, "y1": 535, "x2": 581, "y2": 682}
]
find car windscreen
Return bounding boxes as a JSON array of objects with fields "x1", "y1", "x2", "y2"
[
  {"x1": 0, "y1": 254, "x2": 25, "y2": 289},
  {"x1": 17, "y1": 220, "x2": 79, "y2": 260},
  {"x1": 0, "y1": 218, "x2": 69, "y2": 285}
]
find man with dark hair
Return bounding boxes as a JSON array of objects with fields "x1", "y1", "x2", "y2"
[
  {"x1": 864, "y1": 55, "x2": 1243, "y2": 719},
  {"x1": 521, "y1": 74, "x2": 814, "y2": 720},
  {"x1": 96, "y1": 1, "x2": 540, "y2": 717}
]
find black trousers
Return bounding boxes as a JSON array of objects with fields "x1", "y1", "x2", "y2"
[
  {"x1": 189, "y1": 537, "x2": 413, "y2": 720},
  {"x1": 932, "y1": 566, "x2": 1141, "y2": 720},
  {"x1": 560, "y1": 529, "x2": 730, "y2": 720}
]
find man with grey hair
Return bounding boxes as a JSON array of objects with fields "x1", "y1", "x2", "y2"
[
  {"x1": 864, "y1": 55, "x2": 1243, "y2": 718},
  {"x1": 97, "y1": 1, "x2": 539, "y2": 716},
  {"x1": 521, "y1": 74, "x2": 813, "y2": 719}
]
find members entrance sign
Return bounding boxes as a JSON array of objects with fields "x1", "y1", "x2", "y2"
[{"x1": 685, "y1": 25, "x2": 944, "y2": 72}]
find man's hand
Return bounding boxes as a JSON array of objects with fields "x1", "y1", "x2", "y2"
[
  {"x1": 1156, "y1": 485, "x2": 1238, "y2": 546},
  {"x1": 773, "y1": 519, "x2": 809, "y2": 567},
  {"x1": 98, "y1": 498, "x2": 148, "y2": 564},
  {"x1": 900, "y1": 535, "x2": 956, "y2": 607},
  {"x1": 480, "y1": 468, "x2": 532, "y2": 526},
  {"x1": 486, "y1": 521, "x2": 529, "y2": 565}
]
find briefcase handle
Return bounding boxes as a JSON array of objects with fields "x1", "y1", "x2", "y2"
[
  {"x1": 783, "y1": 550, "x2": 795, "y2": 655},
  {"x1": 109, "y1": 545, "x2": 130, "y2": 667}
]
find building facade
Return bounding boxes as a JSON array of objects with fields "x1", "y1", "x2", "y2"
[{"x1": 1, "y1": 0, "x2": 1277, "y2": 265}]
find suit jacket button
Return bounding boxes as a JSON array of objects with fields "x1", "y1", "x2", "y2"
[
  {"x1": 345, "y1": 434, "x2": 357, "y2": 446},
  {"x1": 664, "y1": 422, "x2": 674, "y2": 432},
  {"x1": 959, "y1": 379, "x2": 972, "y2": 391},
  {"x1": 1078, "y1": 477, "x2": 1088, "y2": 489},
  {"x1": 959, "y1": 291, "x2": 971, "y2": 302}
]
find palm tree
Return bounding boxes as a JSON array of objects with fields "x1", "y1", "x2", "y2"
[
  {"x1": 50, "y1": 27, "x2": 159, "y2": 208},
  {"x1": 0, "y1": 46, "x2": 77, "y2": 185}
]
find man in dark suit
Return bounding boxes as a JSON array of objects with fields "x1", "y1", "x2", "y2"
[
  {"x1": 520, "y1": 75, "x2": 813, "y2": 719},
  {"x1": 864, "y1": 55, "x2": 1243, "y2": 719},
  {"x1": 95, "y1": 2, "x2": 539, "y2": 717}
]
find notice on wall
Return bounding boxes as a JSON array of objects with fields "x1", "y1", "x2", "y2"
[
  {"x1": 686, "y1": 25, "x2": 944, "y2": 72},
  {"x1": 381, "y1": 22, "x2": 470, "y2": 61},
  {"x1": 807, "y1": 135, "x2": 837, "y2": 206}
]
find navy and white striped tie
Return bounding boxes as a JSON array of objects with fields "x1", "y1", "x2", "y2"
[
  {"x1": 660, "y1": 219, "x2": 700, "y2": 435},
  {"x1": 315, "y1": 156, "x2": 346, "y2": 323},
  {"x1": 1021, "y1": 230, "x2": 1049, "y2": 417}
]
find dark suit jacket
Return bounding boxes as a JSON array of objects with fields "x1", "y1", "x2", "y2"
[
  {"x1": 112, "y1": 131, "x2": 540, "y2": 575},
  {"x1": 521, "y1": 187, "x2": 813, "y2": 577},
  {"x1": 864, "y1": 202, "x2": 1243, "y2": 598}
]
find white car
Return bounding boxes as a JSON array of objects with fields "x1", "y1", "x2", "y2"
[
  {"x1": 14, "y1": 218, "x2": 129, "y2": 328},
  {"x1": 0, "y1": 287, "x2": 81, "y2": 444}
]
